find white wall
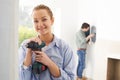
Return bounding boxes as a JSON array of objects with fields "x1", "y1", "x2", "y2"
[
  {"x1": 0, "y1": 0, "x2": 18, "y2": 80},
  {"x1": 77, "y1": 0, "x2": 120, "y2": 80},
  {"x1": 55, "y1": 0, "x2": 79, "y2": 49}
]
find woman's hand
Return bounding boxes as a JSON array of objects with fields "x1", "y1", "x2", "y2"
[
  {"x1": 23, "y1": 36, "x2": 42, "y2": 67},
  {"x1": 34, "y1": 51, "x2": 61, "y2": 77},
  {"x1": 26, "y1": 36, "x2": 42, "y2": 53},
  {"x1": 34, "y1": 51, "x2": 51, "y2": 66},
  {"x1": 28, "y1": 36, "x2": 42, "y2": 45}
]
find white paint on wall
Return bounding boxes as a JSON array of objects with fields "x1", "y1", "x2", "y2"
[
  {"x1": 0, "y1": 0, "x2": 18, "y2": 80},
  {"x1": 77, "y1": 0, "x2": 120, "y2": 80}
]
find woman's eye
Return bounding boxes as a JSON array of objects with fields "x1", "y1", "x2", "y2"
[
  {"x1": 34, "y1": 20, "x2": 38, "y2": 23},
  {"x1": 42, "y1": 19, "x2": 47, "y2": 22}
]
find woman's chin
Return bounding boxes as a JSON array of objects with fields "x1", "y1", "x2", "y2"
[{"x1": 40, "y1": 32, "x2": 47, "y2": 35}]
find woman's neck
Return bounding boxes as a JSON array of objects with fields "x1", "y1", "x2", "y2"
[{"x1": 38, "y1": 33, "x2": 54, "y2": 45}]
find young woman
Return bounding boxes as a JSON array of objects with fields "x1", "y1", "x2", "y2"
[{"x1": 19, "y1": 4, "x2": 76, "y2": 80}]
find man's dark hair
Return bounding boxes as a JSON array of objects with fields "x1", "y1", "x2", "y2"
[{"x1": 81, "y1": 22, "x2": 90, "y2": 29}]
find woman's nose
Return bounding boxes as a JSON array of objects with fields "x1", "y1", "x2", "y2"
[{"x1": 37, "y1": 21, "x2": 43, "y2": 27}]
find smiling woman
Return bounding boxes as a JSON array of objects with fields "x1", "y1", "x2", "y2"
[
  {"x1": 19, "y1": 0, "x2": 61, "y2": 44},
  {"x1": 18, "y1": 4, "x2": 76, "y2": 80}
]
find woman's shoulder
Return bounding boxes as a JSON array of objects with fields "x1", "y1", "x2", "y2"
[
  {"x1": 54, "y1": 36, "x2": 72, "y2": 51},
  {"x1": 55, "y1": 36, "x2": 74, "y2": 57},
  {"x1": 55, "y1": 36, "x2": 68, "y2": 47}
]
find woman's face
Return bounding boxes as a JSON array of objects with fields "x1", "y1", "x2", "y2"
[{"x1": 32, "y1": 9, "x2": 54, "y2": 35}]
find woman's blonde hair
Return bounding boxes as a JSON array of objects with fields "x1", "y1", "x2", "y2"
[{"x1": 33, "y1": 4, "x2": 53, "y2": 19}]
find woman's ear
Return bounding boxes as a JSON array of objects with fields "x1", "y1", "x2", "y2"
[{"x1": 51, "y1": 17, "x2": 54, "y2": 25}]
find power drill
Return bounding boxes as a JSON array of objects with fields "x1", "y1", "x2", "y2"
[{"x1": 26, "y1": 41, "x2": 47, "y2": 74}]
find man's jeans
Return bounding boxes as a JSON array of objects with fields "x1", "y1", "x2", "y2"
[{"x1": 77, "y1": 50, "x2": 86, "y2": 78}]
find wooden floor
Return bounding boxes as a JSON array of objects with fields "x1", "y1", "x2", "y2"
[
  {"x1": 82, "y1": 77, "x2": 87, "y2": 80},
  {"x1": 81, "y1": 77, "x2": 92, "y2": 80}
]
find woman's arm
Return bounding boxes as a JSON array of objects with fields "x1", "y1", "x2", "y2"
[{"x1": 19, "y1": 41, "x2": 32, "y2": 80}]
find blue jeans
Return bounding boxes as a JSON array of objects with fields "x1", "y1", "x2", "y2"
[{"x1": 77, "y1": 50, "x2": 86, "y2": 78}]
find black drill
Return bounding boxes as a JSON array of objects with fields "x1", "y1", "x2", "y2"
[{"x1": 26, "y1": 41, "x2": 47, "y2": 74}]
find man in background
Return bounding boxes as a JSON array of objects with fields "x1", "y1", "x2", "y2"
[{"x1": 76, "y1": 22, "x2": 94, "y2": 80}]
